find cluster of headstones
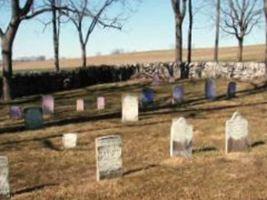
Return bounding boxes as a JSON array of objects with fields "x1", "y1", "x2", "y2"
[{"x1": 9, "y1": 96, "x2": 106, "y2": 130}]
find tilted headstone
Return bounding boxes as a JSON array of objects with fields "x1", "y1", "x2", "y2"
[
  {"x1": 76, "y1": 99, "x2": 84, "y2": 112},
  {"x1": 24, "y1": 107, "x2": 43, "y2": 129},
  {"x1": 225, "y1": 112, "x2": 250, "y2": 153},
  {"x1": 172, "y1": 85, "x2": 184, "y2": 104},
  {"x1": 170, "y1": 117, "x2": 193, "y2": 158},
  {"x1": 63, "y1": 133, "x2": 78, "y2": 149},
  {"x1": 97, "y1": 97, "x2": 105, "y2": 110},
  {"x1": 10, "y1": 106, "x2": 22, "y2": 119},
  {"x1": 95, "y1": 135, "x2": 123, "y2": 181},
  {"x1": 140, "y1": 87, "x2": 155, "y2": 107},
  {"x1": 42, "y1": 95, "x2": 54, "y2": 115},
  {"x1": 0, "y1": 156, "x2": 10, "y2": 199},
  {"x1": 227, "y1": 82, "x2": 237, "y2": 99},
  {"x1": 122, "y1": 94, "x2": 138, "y2": 122},
  {"x1": 205, "y1": 79, "x2": 216, "y2": 101}
]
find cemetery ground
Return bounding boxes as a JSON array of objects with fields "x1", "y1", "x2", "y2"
[{"x1": 0, "y1": 78, "x2": 267, "y2": 199}]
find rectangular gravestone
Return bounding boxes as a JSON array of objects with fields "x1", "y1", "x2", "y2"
[
  {"x1": 225, "y1": 112, "x2": 250, "y2": 153},
  {"x1": 122, "y1": 94, "x2": 139, "y2": 122},
  {"x1": 205, "y1": 79, "x2": 216, "y2": 101},
  {"x1": 10, "y1": 106, "x2": 22, "y2": 119},
  {"x1": 172, "y1": 85, "x2": 184, "y2": 104},
  {"x1": 97, "y1": 97, "x2": 105, "y2": 110},
  {"x1": 95, "y1": 135, "x2": 122, "y2": 181},
  {"x1": 24, "y1": 107, "x2": 43, "y2": 129},
  {"x1": 0, "y1": 156, "x2": 10, "y2": 199},
  {"x1": 227, "y1": 82, "x2": 237, "y2": 99},
  {"x1": 42, "y1": 95, "x2": 54, "y2": 115},
  {"x1": 76, "y1": 99, "x2": 84, "y2": 112},
  {"x1": 141, "y1": 87, "x2": 155, "y2": 108},
  {"x1": 63, "y1": 133, "x2": 78, "y2": 149},
  {"x1": 170, "y1": 117, "x2": 193, "y2": 158}
]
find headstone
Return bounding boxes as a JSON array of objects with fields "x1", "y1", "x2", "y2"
[
  {"x1": 24, "y1": 107, "x2": 43, "y2": 129},
  {"x1": 97, "y1": 97, "x2": 105, "y2": 110},
  {"x1": 63, "y1": 133, "x2": 78, "y2": 149},
  {"x1": 42, "y1": 95, "x2": 54, "y2": 115},
  {"x1": 170, "y1": 117, "x2": 193, "y2": 158},
  {"x1": 152, "y1": 73, "x2": 161, "y2": 86},
  {"x1": 95, "y1": 135, "x2": 123, "y2": 181},
  {"x1": 10, "y1": 106, "x2": 22, "y2": 119},
  {"x1": 140, "y1": 87, "x2": 155, "y2": 107},
  {"x1": 225, "y1": 112, "x2": 250, "y2": 153},
  {"x1": 122, "y1": 94, "x2": 139, "y2": 122},
  {"x1": 0, "y1": 156, "x2": 10, "y2": 199},
  {"x1": 172, "y1": 85, "x2": 184, "y2": 104},
  {"x1": 227, "y1": 82, "x2": 237, "y2": 98},
  {"x1": 76, "y1": 99, "x2": 84, "y2": 112},
  {"x1": 205, "y1": 79, "x2": 216, "y2": 100}
]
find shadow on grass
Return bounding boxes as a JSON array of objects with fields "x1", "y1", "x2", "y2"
[
  {"x1": 193, "y1": 146, "x2": 218, "y2": 154},
  {"x1": 12, "y1": 183, "x2": 59, "y2": 196},
  {"x1": 123, "y1": 164, "x2": 158, "y2": 176},
  {"x1": 251, "y1": 140, "x2": 265, "y2": 148},
  {"x1": 42, "y1": 139, "x2": 61, "y2": 151}
]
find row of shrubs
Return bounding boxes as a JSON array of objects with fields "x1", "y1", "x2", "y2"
[{"x1": 0, "y1": 65, "x2": 139, "y2": 98}]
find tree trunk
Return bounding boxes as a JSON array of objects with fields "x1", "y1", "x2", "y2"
[
  {"x1": 52, "y1": 0, "x2": 60, "y2": 72},
  {"x1": 81, "y1": 44, "x2": 87, "y2": 67},
  {"x1": 238, "y1": 38, "x2": 243, "y2": 62},
  {"x1": 175, "y1": 18, "x2": 183, "y2": 64},
  {"x1": 214, "y1": 0, "x2": 220, "y2": 62},
  {"x1": 187, "y1": 0, "x2": 193, "y2": 63},
  {"x1": 264, "y1": 0, "x2": 267, "y2": 73}
]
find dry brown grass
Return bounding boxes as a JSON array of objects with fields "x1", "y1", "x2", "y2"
[
  {"x1": 0, "y1": 78, "x2": 267, "y2": 199},
  {"x1": 10, "y1": 44, "x2": 266, "y2": 72}
]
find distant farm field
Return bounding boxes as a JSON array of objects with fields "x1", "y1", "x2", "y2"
[{"x1": 6, "y1": 44, "x2": 266, "y2": 72}]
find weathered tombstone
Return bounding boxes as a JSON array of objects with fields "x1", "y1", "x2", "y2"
[
  {"x1": 24, "y1": 107, "x2": 43, "y2": 129},
  {"x1": 140, "y1": 87, "x2": 155, "y2": 108},
  {"x1": 170, "y1": 117, "x2": 193, "y2": 158},
  {"x1": 97, "y1": 97, "x2": 105, "y2": 110},
  {"x1": 42, "y1": 95, "x2": 54, "y2": 115},
  {"x1": 172, "y1": 85, "x2": 184, "y2": 104},
  {"x1": 122, "y1": 94, "x2": 138, "y2": 122},
  {"x1": 63, "y1": 133, "x2": 78, "y2": 149},
  {"x1": 95, "y1": 135, "x2": 123, "y2": 181},
  {"x1": 227, "y1": 82, "x2": 237, "y2": 99},
  {"x1": 205, "y1": 79, "x2": 216, "y2": 100},
  {"x1": 0, "y1": 156, "x2": 10, "y2": 199},
  {"x1": 10, "y1": 106, "x2": 22, "y2": 119},
  {"x1": 225, "y1": 112, "x2": 250, "y2": 153},
  {"x1": 76, "y1": 99, "x2": 84, "y2": 112}
]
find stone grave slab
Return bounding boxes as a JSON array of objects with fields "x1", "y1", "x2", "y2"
[
  {"x1": 172, "y1": 85, "x2": 184, "y2": 104},
  {"x1": 122, "y1": 94, "x2": 138, "y2": 122},
  {"x1": 10, "y1": 106, "x2": 22, "y2": 119},
  {"x1": 76, "y1": 99, "x2": 84, "y2": 112},
  {"x1": 63, "y1": 133, "x2": 78, "y2": 149},
  {"x1": 227, "y1": 82, "x2": 237, "y2": 98},
  {"x1": 24, "y1": 107, "x2": 43, "y2": 129},
  {"x1": 205, "y1": 79, "x2": 216, "y2": 100},
  {"x1": 97, "y1": 97, "x2": 105, "y2": 110},
  {"x1": 0, "y1": 156, "x2": 10, "y2": 199},
  {"x1": 42, "y1": 95, "x2": 54, "y2": 115}
]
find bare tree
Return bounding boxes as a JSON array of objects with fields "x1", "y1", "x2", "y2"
[
  {"x1": 214, "y1": 0, "x2": 221, "y2": 62},
  {"x1": 171, "y1": 0, "x2": 187, "y2": 64},
  {"x1": 187, "y1": 0, "x2": 192, "y2": 63},
  {"x1": 264, "y1": 0, "x2": 267, "y2": 68},
  {"x1": 221, "y1": 0, "x2": 262, "y2": 62},
  {"x1": 62, "y1": 0, "x2": 126, "y2": 68},
  {"x1": 0, "y1": 0, "x2": 66, "y2": 101}
]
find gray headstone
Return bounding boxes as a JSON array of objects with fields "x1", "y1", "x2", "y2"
[
  {"x1": 227, "y1": 82, "x2": 237, "y2": 98},
  {"x1": 172, "y1": 85, "x2": 184, "y2": 104},
  {"x1": 42, "y1": 95, "x2": 54, "y2": 115},
  {"x1": 96, "y1": 135, "x2": 122, "y2": 181},
  {"x1": 170, "y1": 117, "x2": 193, "y2": 158},
  {"x1": 0, "y1": 156, "x2": 10, "y2": 199},
  {"x1": 122, "y1": 94, "x2": 138, "y2": 122},
  {"x1": 24, "y1": 107, "x2": 43, "y2": 129},
  {"x1": 141, "y1": 87, "x2": 155, "y2": 108},
  {"x1": 10, "y1": 106, "x2": 22, "y2": 119},
  {"x1": 225, "y1": 112, "x2": 250, "y2": 153},
  {"x1": 205, "y1": 79, "x2": 216, "y2": 100},
  {"x1": 63, "y1": 133, "x2": 78, "y2": 149}
]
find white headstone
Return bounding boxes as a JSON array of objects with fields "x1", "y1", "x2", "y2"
[
  {"x1": 0, "y1": 156, "x2": 10, "y2": 198},
  {"x1": 42, "y1": 95, "x2": 54, "y2": 115},
  {"x1": 122, "y1": 94, "x2": 139, "y2": 122},
  {"x1": 225, "y1": 112, "x2": 250, "y2": 153},
  {"x1": 97, "y1": 97, "x2": 105, "y2": 110},
  {"x1": 63, "y1": 133, "x2": 78, "y2": 149},
  {"x1": 96, "y1": 135, "x2": 122, "y2": 181},
  {"x1": 170, "y1": 117, "x2": 193, "y2": 158},
  {"x1": 76, "y1": 99, "x2": 84, "y2": 112}
]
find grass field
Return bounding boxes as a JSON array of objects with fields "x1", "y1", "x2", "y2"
[
  {"x1": 0, "y1": 78, "x2": 267, "y2": 199},
  {"x1": 8, "y1": 44, "x2": 266, "y2": 72}
]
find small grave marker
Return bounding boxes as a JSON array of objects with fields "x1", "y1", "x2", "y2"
[
  {"x1": 205, "y1": 79, "x2": 216, "y2": 101},
  {"x1": 172, "y1": 85, "x2": 184, "y2": 104},
  {"x1": 96, "y1": 135, "x2": 123, "y2": 181},
  {"x1": 63, "y1": 133, "x2": 78, "y2": 149},
  {"x1": 122, "y1": 94, "x2": 138, "y2": 122},
  {"x1": 227, "y1": 82, "x2": 237, "y2": 98},
  {"x1": 97, "y1": 97, "x2": 105, "y2": 110},
  {"x1": 0, "y1": 156, "x2": 10, "y2": 199},
  {"x1": 42, "y1": 95, "x2": 54, "y2": 115},
  {"x1": 10, "y1": 106, "x2": 22, "y2": 119},
  {"x1": 225, "y1": 112, "x2": 250, "y2": 153},
  {"x1": 170, "y1": 117, "x2": 193, "y2": 158},
  {"x1": 141, "y1": 87, "x2": 155, "y2": 108},
  {"x1": 76, "y1": 99, "x2": 84, "y2": 112},
  {"x1": 24, "y1": 107, "x2": 43, "y2": 129}
]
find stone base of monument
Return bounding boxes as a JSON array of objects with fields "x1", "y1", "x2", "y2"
[
  {"x1": 172, "y1": 141, "x2": 192, "y2": 158},
  {"x1": 226, "y1": 137, "x2": 250, "y2": 153}
]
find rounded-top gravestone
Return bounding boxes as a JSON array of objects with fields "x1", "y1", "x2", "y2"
[
  {"x1": 172, "y1": 85, "x2": 184, "y2": 104},
  {"x1": 24, "y1": 107, "x2": 43, "y2": 130},
  {"x1": 205, "y1": 78, "x2": 216, "y2": 101}
]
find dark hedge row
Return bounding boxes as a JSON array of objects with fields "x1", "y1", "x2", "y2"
[{"x1": 0, "y1": 65, "x2": 139, "y2": 98}]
